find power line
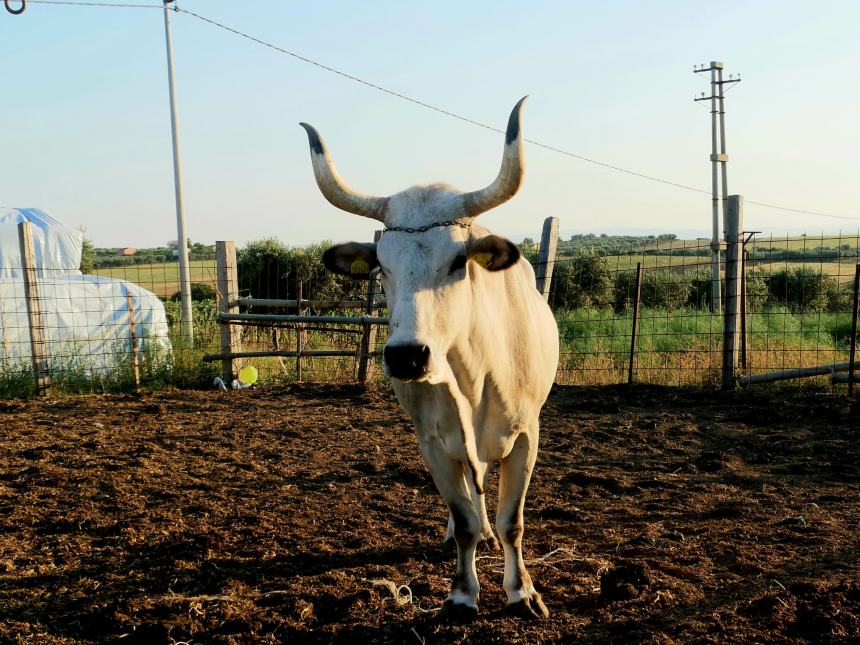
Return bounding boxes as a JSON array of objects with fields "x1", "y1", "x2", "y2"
[
  {"x1": 26, "y1": 0, "x2": 160, "y2": 8},
  {"x1": 12, "y1": 0, "x2": 860, "y2": 222}
]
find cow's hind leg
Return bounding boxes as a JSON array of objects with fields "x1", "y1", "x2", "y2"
[
  {"x1": 419, "y1": 438, "x2": 481, "y2": 617},
  {"x1": 497, "y1": 428, "x2": 548, "y2": 619}
]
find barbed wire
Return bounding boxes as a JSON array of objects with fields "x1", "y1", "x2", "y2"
[{"x1": 12, "y1": 0, "x2": 860, "y2": 222}]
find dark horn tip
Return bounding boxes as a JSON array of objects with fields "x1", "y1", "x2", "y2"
[
  {"x1": 505, "y1": 96, "x2": 528, "y2": 145},
  {"x1": 299, "y1": 122, "x2": 325, "y2": 155}
]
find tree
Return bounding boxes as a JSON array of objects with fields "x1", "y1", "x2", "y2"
[
  {"x1": 546, "y1": 251, "x2": 612, "y2": 310},
  {"x1": 80, "y1": 237, "x2": 95, "y2": 274}
]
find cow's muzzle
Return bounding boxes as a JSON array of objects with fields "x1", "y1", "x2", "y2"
[{"x1": 383, "y1": 344, "x2": 430, "y2": 381}]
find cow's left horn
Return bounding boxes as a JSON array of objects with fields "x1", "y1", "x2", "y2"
[
  {"x1": 460, "y1": 97, "x2": 527, "y2": 218},
  {"x1": 299, "y1": 123, "x2": 389, "y2": 222}
]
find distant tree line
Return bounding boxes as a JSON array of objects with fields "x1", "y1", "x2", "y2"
[{"x1": 86, "y1": 242, "x2": 216, "y2": 269}]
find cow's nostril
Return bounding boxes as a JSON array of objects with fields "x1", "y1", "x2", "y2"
[{"x1": 384, "y1": 344, "x2": 430, "y2": 380}]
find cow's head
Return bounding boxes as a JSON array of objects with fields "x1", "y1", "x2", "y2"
[{"x1": 300, "y1": 98, "x2": 527, "y2": 382}]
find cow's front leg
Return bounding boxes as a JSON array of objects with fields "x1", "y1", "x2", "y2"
[
  {"x1": 497, "y1": 428, "x2": 549, "y2": 619},
  {"x1": 443, "y1": 465, "x2": 498, "y2": 551},
  {"x1": 419, "y1": 438, "x2": 481, "y2": 616}
]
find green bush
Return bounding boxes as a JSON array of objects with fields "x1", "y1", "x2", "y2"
[
  {"x1": 745, "y1": 270, "x2": 771, "y2": 311},
  {"x1": 237, "y1": 238, "x2": 366, "y2": 304},
  {"x1": 613, "y1": 269, "x2": 693, "y2": 312},
  {"x1": 765, "y1": 267, "x2": 835, "y2": 312},
  {"x1": 549, "y1": 252, "x2": 613, "y2": 309},
  {"x1": 170, "y1": 283, "x2": 216, "y2": 302}
]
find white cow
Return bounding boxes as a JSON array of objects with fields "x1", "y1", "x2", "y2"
[{"x1": 300, "y1": 98, "x2": 559, "y2": 619}]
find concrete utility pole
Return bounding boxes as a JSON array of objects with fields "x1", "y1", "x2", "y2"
[
  {"x1": 163, "y1": 0, "x2": 194, "y2": 344},
  {"x1": 694, "y1": 61, "x2": 740, "y2": 312}
]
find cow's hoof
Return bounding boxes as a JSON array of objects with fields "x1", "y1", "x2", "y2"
[
  {"x1": 505, "y1": 593, "x2": 549, "y2": 619},
  {"x1": 441, "y1": 600, "x2": 478, "y2": 623}
]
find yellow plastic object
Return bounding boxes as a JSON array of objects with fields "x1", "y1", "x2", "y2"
[{"x1": 238, "y1": 365, "x2": 258, "y2": 385}]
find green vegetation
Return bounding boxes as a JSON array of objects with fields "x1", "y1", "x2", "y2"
[
  {"x1": 555, "y1": 306, "x2": 855, "y2": 386},
  {"x1": 237, "y1": 238, "x2": 365, "y2": 302}
]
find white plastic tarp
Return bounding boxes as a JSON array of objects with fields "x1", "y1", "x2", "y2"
[
  {"x1": 0, "y1": 274, "x2": 171, "y2": 373},
  {"x1": 0, "y1": 207, "x2": 172, "y2": 374},
  {"x1": 0, "y1": 207, "x2": 82, "y2": 278}
]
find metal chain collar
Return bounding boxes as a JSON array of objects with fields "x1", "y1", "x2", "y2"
[{"x1": 383, "y1": 219, "x2": 471, "y2": 234}]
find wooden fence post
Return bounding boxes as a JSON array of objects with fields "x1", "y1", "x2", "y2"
[
  {"x1": 722, "y1": 195, "x2": 744, "y2": 391},
  {"x1": 358, "y1": 230, "x2": 384, "y2": 383},
  {"x1": 126, "y1": 292, "x2": 140, "y2": 389},
  {"x1": 628, "y1": 262, "x2": 643, "y2": 385},
  {"x1": 216, "y1": 241, "x2": 241, "y2": 383},
  {"x1": 535, "y1": 216, "x2": 559, "y2": 300},
  {"x1": 18, "y1": 222, "x2": 52, "y2": 396}
]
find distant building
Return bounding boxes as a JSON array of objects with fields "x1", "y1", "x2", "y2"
[{"x1": 120, "y1": 247, "x2": 136, "y2": 256}]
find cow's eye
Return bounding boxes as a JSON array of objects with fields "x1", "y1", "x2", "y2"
[{"x1": 449, "y1": 255, "x2": 467, "y2": 274}]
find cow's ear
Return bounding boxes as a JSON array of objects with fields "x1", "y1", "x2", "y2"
[
  {"x1": 466, "y1": 235, "x2": 520, "y2": 272},
  {"x1": 322, "y1": 242, "x2": 378, "y2": 278}
]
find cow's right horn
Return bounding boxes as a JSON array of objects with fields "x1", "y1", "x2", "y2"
[
  {"x1": 460, "y1": 97, "x2": 527, "y2": 219},
  {"x1": 299, "y1": 123, "x2": 389, "y2": 222}
]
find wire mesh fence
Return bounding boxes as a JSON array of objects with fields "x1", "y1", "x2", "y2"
[
  {"x1": 550, "y1": 238, "x2": 725, "y2": 386},
  {"x1": 551, "y1": 232, "x2": 860, "y2": 387},
  {"x1": 741, "y1": 232, "x2": 860, "y2": 383},
  {"x1": 0, "y1": 242, "x2": 219, "y2": 396},
  {"x1": 2, "y1": 225, "x2": 858, "y2": 396}
]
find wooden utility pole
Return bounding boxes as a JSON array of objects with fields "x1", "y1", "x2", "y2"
[{"x1": 162, "y1": 0, "x2": 194, "y2": 344}]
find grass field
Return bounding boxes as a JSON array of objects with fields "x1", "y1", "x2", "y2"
[
  {"x1": 555, "y1": 306, "x2": 855, "y2": 386},
  {"x1": 94, "y1": 260, "x2": 218, "y2": 298}
]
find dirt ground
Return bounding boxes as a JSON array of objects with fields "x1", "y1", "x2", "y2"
[{"x1": 0, "y1": 384, "x2": 858, "y2": 644}]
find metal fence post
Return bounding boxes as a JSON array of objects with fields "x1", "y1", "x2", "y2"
[
  {"x1": 628, "y1": 262, "x2": 643, "y2": 385},
  {"x1": 848, "y1": 264, "x2": 860, "y2": 395},
  {"x1": 358, "y1": 230, "x2": 384, "y2": 383},
  {"x1": 722, "y1": 195, "x2": 743, "y2": 390},
  {"x1": 18, "y1": 222, "x2": 52, "y2": 396},
  {"x1": 216, "y1": 241, "x2": 241, "y2": 383},
  {"x1": 535, "y1": 216, "x2": 559, "y2": 301},
  {"x1": 296, "y1": 280, "x2": 304, "y2": 382}
]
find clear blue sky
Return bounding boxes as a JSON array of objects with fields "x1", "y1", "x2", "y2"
[{"x1": 2, "y1": 0, "x2": 858, "y2": 248}]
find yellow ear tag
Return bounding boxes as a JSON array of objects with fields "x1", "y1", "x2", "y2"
[
  {"x1": 472, "y1": 252, "x2": 493, "y2": 269},
  {"x1": 350, "y1": 258, "x2": 370, "y2": 274}
]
